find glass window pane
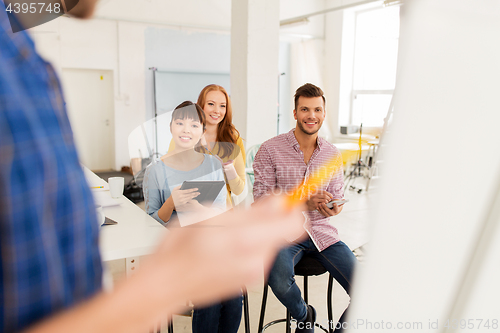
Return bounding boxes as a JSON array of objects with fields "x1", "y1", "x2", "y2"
[
  {"x1": 352, "y1": 94, "x2": 392, "y2": 127},
  {"x1": 352, "y1": 6, "x2": 400, "y2": 91}
]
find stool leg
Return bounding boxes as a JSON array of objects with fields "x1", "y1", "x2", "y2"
[
  {"x1": 168, "y1": 318, "x2": 173, "y2": 333},
  {"x1": 327, "y1": 274, "x2": 334, "y2": 333},
  {"x1": 151, "y1": 320, "x2": 163, "y2": 333},
  {"x1": 303, "y1": 275, "x2": 309, "y2": 304},
  {"x1": 243, "y1": 289, "x2": 250, "y2": 333},
  {"x1": 286, "y1": 309, "x2": 292, "y2": 333},
  {"x1": 258, "y1": 282, "x2": 269, "y2": 333}
]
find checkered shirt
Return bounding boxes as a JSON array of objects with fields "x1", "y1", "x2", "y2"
[
  {"x1": 253, "y1": 129, "x2": 344, "y2": 251},
  {"x1": 0, "y1": 11, "x2": 102, "y2": 333}
]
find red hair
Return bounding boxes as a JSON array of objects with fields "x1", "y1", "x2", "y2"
[{"x1": 197, "y1": 84, "x2": 240, "y2": 159}]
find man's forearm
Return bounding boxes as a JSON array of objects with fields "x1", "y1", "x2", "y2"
[{"x1": 21, "y1": 196, "x2": 307, "y2": 333}]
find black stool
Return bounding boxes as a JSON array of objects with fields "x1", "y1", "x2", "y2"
[
  {"x1": 166, "y1": 289, "x2": 251, "y2": 333},
  {"x1": 258, "y1": 254, "x2": 334, "y2": 333}
]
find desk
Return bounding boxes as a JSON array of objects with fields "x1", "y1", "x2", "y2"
[
  {"x1": 334, "y1": 142, "x2": 371, "y2": 167},
  {"x1": 334, "y1": 142, "x2": 371, "y2": 153},
  {"x1": 342, "y1": 133, "x2": 377, "y2": 141},
  {"x1": 83, "y1": 167, "x2": 166, "y2": 262}
]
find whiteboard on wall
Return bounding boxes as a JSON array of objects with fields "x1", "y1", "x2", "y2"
[
  {"x1": 346, "y1": 1, "x2": 500, "y2": 331},
  {"x1": 137, "y1": 70, "x2": 231, "y2": 161},
  {"x1": 154, "y1": 70, "x2": 231, "y2": 115}
]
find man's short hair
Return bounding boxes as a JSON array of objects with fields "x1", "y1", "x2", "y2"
[{"x1": 294, "y1": 83, "x2": 326, "y2": 110}]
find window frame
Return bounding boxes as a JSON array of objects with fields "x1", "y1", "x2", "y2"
[{"x1": 347, "y1": 5, "x2": 399, "y2": 127}]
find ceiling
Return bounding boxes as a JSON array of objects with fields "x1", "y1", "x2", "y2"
[{"x1": 93, "y1": 0, "x2": 329, "y2": 38}]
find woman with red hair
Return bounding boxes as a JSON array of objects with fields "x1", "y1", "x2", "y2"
[
  {"x1": 170, "y1": 84, "x2": 246, "y2": 207},
  {"x1": 193, "y1": 85, "x2": 246, "y2": 333}
]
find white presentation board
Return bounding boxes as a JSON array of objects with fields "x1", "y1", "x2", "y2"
[
  {"x1": 154, "y1": 70, "x2": 230, "y2": 115},
  {"x1": 347, "y1": 1, "x2": 500, "y2": 332}
]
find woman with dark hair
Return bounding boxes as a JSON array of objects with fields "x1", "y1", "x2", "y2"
[
  {"x1": 170, "y1": 84, "x2": 246, "y2": 207},
  {"x1": 192, "y1": 85, "x2": 246, "y2": 333},
  {"x1": 143, "y1": 101, "x2": 226, "y2": 228},
  {"x1": 147, "y1": 101, "x2": 243, "y2": 333}
]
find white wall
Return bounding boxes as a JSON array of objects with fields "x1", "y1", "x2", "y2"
[
  {"x1": 30, "y1": 16, "x2": 231, "y2": 170},
  {"x1": 279, "y1": 0, "x2": 326, "y2": 135},
  {"x1": 95, "y1": 0, "x2": 231, "y2": 30},
  {"x1": 280, "y1": 0, "x2": 326, "y2": 38},
  {"x1": 144, "y1": 27, "x2": 230, "y2": 121},
  {"x1": 30, "y1": 17, "x2": 146, "y2": 170},
  {"x1": 324, "y1": 8, "x2": 345, "y2": 139},
  {"x1": 230, "y1": 0, "x2": 281, "y2": 148},
  {"x1": 278, "y1": 41, "x2": 292, "y2": 134},
  {"x1": 28, "y1": 0, "x2": 359, "y2": 169}
]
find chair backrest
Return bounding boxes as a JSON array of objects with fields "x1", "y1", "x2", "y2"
[{"x1": 245, "y1": 144, "x2": 261, "y2": 187}]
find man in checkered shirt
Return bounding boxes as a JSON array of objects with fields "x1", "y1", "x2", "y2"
[{"x1": 253, "y1": 83, "x2": 357, "y2": 333}]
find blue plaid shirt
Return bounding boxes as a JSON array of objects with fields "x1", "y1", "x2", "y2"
[{"x1": 0, "y1": 10, "x2": 103, "y2": 333}]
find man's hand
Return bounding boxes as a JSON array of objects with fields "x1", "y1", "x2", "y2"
[
  {"x1": 175, "y1": 200, "x2": 213, "y2": 226},
  {"x1": 139, "y1": 195, "x2": 306, "y2": 309},
  {"x1": 306, "y1": 190, "x2": 333, "y2": 211},
  {"x1": 23, "y1": 196, "x2": 305, "y2": 333},
  {"x1": 178, "y1": 199, "x2": 204, "y2": 211},
  {"x1": 317, "y1": 201, "x2": 344, "y2": 217}
]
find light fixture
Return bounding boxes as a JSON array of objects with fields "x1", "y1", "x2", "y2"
[
  {"x1": 279, "y1": 0, "x2": 382, "y2": 28},
  {"x1": 383, "y1": 0, "x2": 404, "y2": 6},
  {"x1": 280, "y1": 17, "x2": 310, "y2": 28}
]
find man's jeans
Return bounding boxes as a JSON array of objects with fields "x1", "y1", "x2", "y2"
[{"x1": 267, "y1": 237, "x2": 357, "y2": 330}]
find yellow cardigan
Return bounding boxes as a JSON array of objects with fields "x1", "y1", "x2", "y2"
[{"x1": 168, "y1": 137, "x2": 246, "y2": 207}]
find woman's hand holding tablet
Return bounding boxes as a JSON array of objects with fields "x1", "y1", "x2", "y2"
[
  {"x1": 171, "y1": 185, "x2": 200, "y2": 211},
  {"x1": 179, "y1": 180, "x2": 225, "y2": 205}
]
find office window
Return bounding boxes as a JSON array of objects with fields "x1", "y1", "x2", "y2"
[{"x1": 350, "y1": 6, "x2": 400, "y2": 127}]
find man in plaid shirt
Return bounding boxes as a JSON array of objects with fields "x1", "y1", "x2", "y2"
[
  {"x1": 0, "y1": 2, "x2": 306, "y2": 332},
  {"x1": 253, "y1": 83, "x2": 357, "y2": 333}
]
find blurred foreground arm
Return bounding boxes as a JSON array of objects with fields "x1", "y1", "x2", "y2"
[{"x1": 22, "y1": 196, "x2": 305, "y2": 333}]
